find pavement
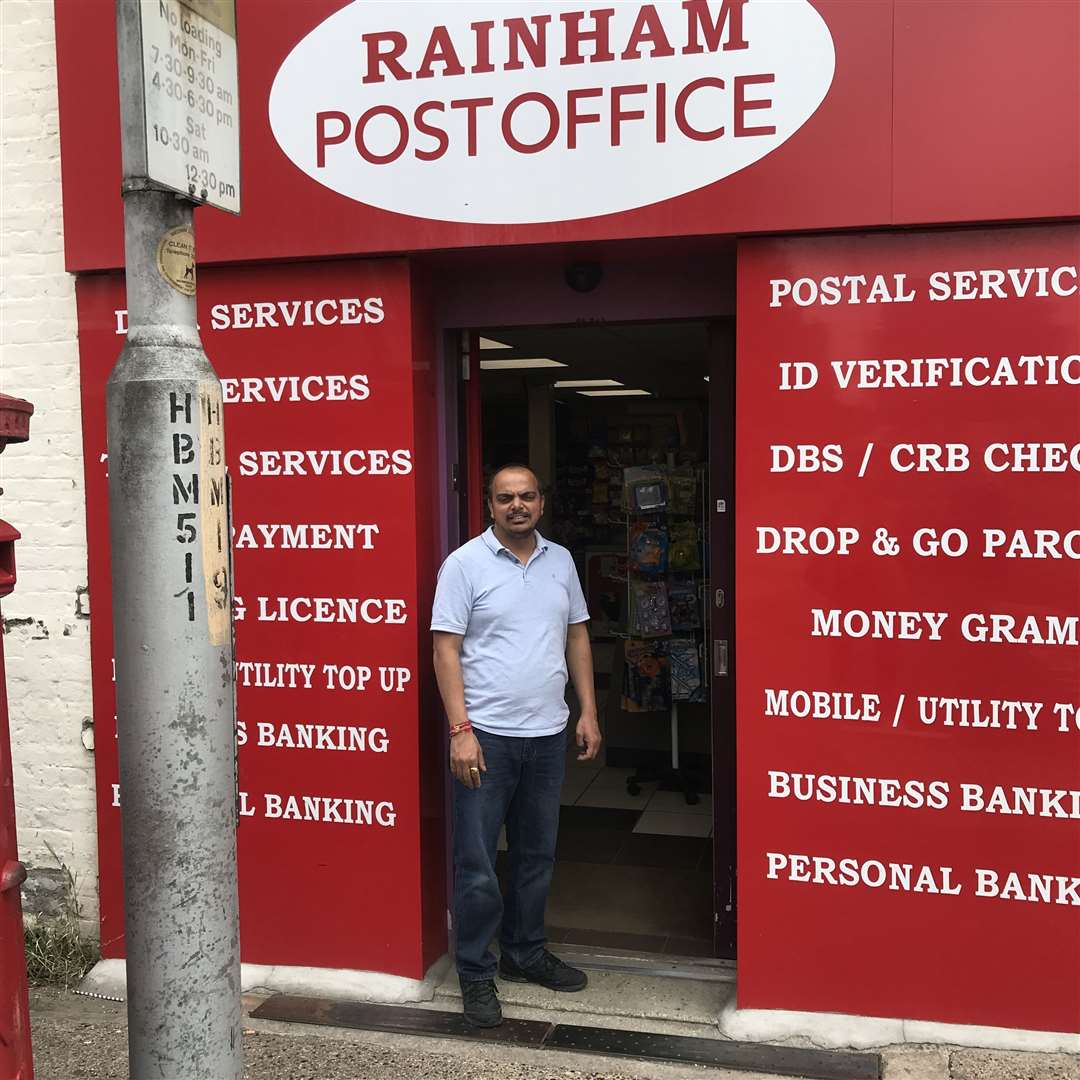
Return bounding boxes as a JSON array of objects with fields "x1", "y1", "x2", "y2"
[{"x1": 28, "y1": 987, "x2": 1080, "y2": 1080}]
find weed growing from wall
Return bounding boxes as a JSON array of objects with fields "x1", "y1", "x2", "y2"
[{"x1": 23, "y1": 843, "x2": 99, "y2": 987}]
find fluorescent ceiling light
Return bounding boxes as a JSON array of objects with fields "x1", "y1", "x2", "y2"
[
  {"x1": 577, "y1": 388, "x2": 652, "y2": 397},
  {"x1": 553, "y1": 379, "x2": 624, "y2": 388},
  {"x1": 480, "y1": 358, "x2": 568, "y2": 370},
  {"x1": 479, "y1": 336, "x2": 512, "y2": 350}
]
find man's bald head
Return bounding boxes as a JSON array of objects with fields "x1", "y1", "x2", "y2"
[{"x1": 488, "y1": 464, "x2": 542, "y2": 499}]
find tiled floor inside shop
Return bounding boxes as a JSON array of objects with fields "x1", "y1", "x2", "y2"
[
  {"x1": 560, "y1": 752, "x2": 713, "y2": 838},
  {"x1": 499, "y1": 747, "x2": 715, "y2": 957}
]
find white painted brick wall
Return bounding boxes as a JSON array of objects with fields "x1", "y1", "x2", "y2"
[{"x1": 1, "y1": 0, "x2": 99, "y2": 928}]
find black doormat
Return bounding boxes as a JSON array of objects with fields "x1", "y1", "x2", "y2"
[{"x1": 250, "y1": 994, "x2": 881, "y2": 1080}]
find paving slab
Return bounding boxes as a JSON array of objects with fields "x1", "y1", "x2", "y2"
[
  {"x1": 881, "y1": 1047, "x2": 949, "y2": 1079},
  {"x1": 950, "y1": 1048, "x2": 1080, "y2": 1080}
]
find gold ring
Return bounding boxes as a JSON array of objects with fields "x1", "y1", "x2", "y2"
[{"x1": 469, "y1": 767, "x2": 480, "y2": 774}]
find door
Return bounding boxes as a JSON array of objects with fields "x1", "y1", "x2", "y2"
[{"x1": 709, "y1": 320, "x2": 737, "y2": 959}]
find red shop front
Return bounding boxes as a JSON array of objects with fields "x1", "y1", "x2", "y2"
[{"x1": 55, "y1": 0, "x2": 1080, "y2": 1038}]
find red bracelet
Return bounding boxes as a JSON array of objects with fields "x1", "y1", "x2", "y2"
[{"x1": 449, "y1": 721, "x2": 472, "y2": 738}]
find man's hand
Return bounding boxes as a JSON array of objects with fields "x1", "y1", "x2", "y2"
[
  {"x1": 575, "y1": 711, "x2": 602, "y2": 761},
  {"x1": 450, "y1": 729, "x2": 487, "y2": 789}
]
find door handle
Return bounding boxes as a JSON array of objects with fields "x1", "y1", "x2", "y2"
[{"x1": 714, "y1": 640, "x2": 729, "y2": 677}]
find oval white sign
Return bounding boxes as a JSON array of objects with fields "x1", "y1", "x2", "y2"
[{"x1": 270, "y1": 1, "x2": 835, "y2": 225}]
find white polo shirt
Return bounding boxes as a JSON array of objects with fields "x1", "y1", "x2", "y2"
[{"x1": 430, "y1": 527, "x2": 590, "y2": 737}]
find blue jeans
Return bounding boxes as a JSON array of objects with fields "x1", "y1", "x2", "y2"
[{"x1": 452, "y1": 728, "x2": 565, "y2": 981}]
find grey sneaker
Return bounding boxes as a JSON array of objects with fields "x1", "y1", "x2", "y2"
[
  {"x1": 461, "y1": 978, "x2": 502, "y2": 1027},
  {"x1": 499, "y1": 949, "x2": 588, "y2": 992}
]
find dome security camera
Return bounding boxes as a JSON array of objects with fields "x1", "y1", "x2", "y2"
[{"x1": 564, "y1": 261, "x2": 603, "y2": 293}]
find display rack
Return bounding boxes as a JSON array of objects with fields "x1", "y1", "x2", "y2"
[{"x1": 621, "y1": 462, "x2": 709, "y2": 805}]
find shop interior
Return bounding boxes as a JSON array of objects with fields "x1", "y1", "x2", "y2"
[{"x1": 477, "y1": 320, "x2": 716, "y2": 958}]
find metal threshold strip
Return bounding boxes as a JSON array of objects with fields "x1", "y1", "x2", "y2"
[{"x1": 250, "y1": 995, "x2": 882, "y2": 1080}]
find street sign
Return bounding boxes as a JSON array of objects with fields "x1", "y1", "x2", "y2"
[{"x1": 137, "y1": 0, "x2": 240, "y2": 213}]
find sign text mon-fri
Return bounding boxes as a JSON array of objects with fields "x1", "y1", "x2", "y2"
[{"x1": 138, "y1": 0, "x2": 240, "y2": 213}]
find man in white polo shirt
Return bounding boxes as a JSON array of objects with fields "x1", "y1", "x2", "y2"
[{"x1": 431, "y1": 463, "x2": 601, "y2": 1028}]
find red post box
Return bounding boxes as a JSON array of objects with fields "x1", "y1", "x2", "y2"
[{"x1": 0, "y1": 393, "x2": 35, "y2": 1080}]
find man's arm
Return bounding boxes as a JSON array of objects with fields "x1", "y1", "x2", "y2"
[
  {"x1": 433, "y1": 631, "x2": 486, "y2": 788},
  {"x1": 566, "y1": 622, "x2": 601, "y2": 761}
]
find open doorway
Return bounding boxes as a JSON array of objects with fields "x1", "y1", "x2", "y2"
[{"x1": 471, "y1": 320, "x2": 724, "y2": 959}]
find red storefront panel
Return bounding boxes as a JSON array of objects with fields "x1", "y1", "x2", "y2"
[
  {"x1": 736, "y1": 223, "x2": 1080, "y2": 1033},
  {"x1": 77, "y1": 261, "x2": 445, "y2": 976},
  {"x1": 892, "y1": 1, "x2": 1080, "y2": 227},
  {"x1": 52, "y1": 1, "x2": 1080, "y2": 273},
  {"x1": 55, "y1": 0, "x2": 1080, "y2": 1034}
]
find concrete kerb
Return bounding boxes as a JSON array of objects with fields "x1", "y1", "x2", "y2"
[
  {"x1": 721, "y1": 1004, "x2": 1080, "y2": 1056},
  {"x1": 81, "y1": 955, "x2": 453, "y2": 1005}
]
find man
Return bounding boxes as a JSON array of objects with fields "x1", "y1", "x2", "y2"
[{"x1": 431, "y1": 464, "x2": 602, "y2": 1028}]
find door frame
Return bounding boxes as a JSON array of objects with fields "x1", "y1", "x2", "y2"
[
  {"x1": 708, "y1": 319, "x2": 737, "y2": 959},
  {"x1": 449, "y1": 316, "x2": 738, "y2": 958},
  {"x1": 429, "y1": 245, "x2": 743, "y2": 954}
]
